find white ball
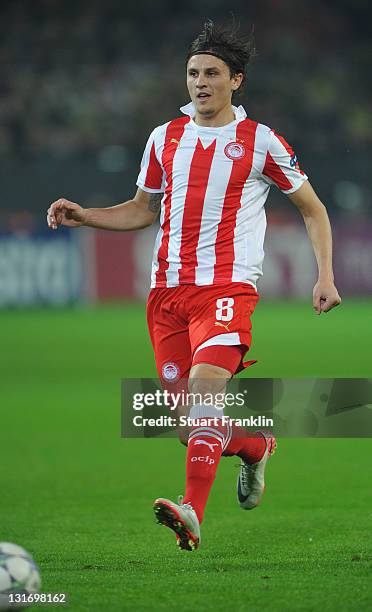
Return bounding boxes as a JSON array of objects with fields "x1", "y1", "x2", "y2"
[{"x1": 0, "y1": 542, "x2": 41, "y2": 610}]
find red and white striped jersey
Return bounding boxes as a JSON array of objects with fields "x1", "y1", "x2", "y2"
[{"x1": 136, "y1": 103, "x2": 307, "y2": 289}]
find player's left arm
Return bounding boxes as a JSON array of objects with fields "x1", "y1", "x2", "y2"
[{"x1": 288, "y1": 181, "x2": 342, "y2": 314}]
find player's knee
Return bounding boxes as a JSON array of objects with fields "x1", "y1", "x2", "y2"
[{"x1": 189, "y1": 363, "x2": 230, "y2": 396}]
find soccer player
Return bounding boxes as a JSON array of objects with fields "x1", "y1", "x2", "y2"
[{"x1": 47, "y1": 21, "x2": 341, "y2": 551}]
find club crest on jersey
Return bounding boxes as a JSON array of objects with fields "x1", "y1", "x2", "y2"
[
  {"x1": 161, "y1": 361, "x2": 180, "y2": 383},
  {"x1": 224, "y1": 141, "x2": 246, "y2": 160}
]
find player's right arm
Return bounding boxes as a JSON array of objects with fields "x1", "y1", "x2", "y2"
[{"x1": 47, "y1": 188, "x2": 162, "y2": 231}]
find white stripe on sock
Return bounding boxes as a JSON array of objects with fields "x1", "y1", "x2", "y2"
[{"x1": 188, "y1": 428, "x2": 224, "y2": 447}]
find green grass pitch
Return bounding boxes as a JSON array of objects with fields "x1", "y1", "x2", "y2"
[{"x1": 1, "y1": 299, "x2": 371, "y2": 611}]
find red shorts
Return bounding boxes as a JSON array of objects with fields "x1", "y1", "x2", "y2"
[{"x1": 146, "y1": 283, "x2": 259, "y2": 384}]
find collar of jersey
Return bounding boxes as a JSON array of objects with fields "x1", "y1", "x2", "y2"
[{"x1": 180, "y1": 102, "x2": 247, "y2": 130}]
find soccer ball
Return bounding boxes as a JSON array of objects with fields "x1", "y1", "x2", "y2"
[{"x1": 0, "y1": 543, "x2": 40, "y2": 610}]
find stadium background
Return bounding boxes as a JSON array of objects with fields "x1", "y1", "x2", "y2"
[{"x1": 1, "y1": 1, "x2": 371, "y2": 611}]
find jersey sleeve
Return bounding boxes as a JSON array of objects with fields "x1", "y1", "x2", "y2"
[
  {"x1": 136, "y1": 128, "x2": 165, "y2": 193},
  {"x1": 262, "y1": 131, "x2": 308, "y2": 194}
]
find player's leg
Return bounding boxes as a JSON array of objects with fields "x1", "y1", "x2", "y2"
[
  {"x1": 178, "y1": 361, "x2": 231, "y2": 535},
  {"x1": 153, "y1": 345, "x2": 274, "y2": 550},
  {"x1": 154, "y1": 360, "x2": 232, "y2": 551},
  {"x1": 179, "y1": 348, "x2": 270, "y2": 527},
  {"x1": 185, "y1": 284, "x2": 276, "y2": 515},
  {"x1": 191, "y1": 343, "x2": 276, "y2": 512}
]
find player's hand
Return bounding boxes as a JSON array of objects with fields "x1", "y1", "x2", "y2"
[
  {"x1": 47, "y1": 198, "x2": 87, "y2": 230},
  {"x1": 313, "y1": 280, "x2": 342, "y2": 314}
]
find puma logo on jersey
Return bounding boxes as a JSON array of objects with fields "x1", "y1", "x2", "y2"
[
  {"x1": 214, "y1": 321, "x2": 231, "y2": 331},
  {"x1": 170, "y1": 138, "x2": 180, "y2": 145},
  {"x1": 194, "y1": 439, "x2": 219, "y2": 453}
]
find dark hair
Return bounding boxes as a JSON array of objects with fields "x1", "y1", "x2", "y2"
[{"x1": 186, "y1": 20, "x2": 256, "y2": 93}]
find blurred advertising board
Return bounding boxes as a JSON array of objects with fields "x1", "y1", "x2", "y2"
[
  {"x1": 260, "y1": 221, "x2": 372, "y2": 298},
  {"x1": 0, "y1": 227, "x2": 81, "y2": 306}
]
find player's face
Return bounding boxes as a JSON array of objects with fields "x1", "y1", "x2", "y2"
[{"x1": 187, "y1": 54, "x2": 242, "y2": 118}]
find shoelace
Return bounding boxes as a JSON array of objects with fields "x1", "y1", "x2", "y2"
[
  {"x1": 177, "y1": 495, "x2": 195, "y2": 512},
  {"x1": 239, "y1": 461, "x2": 256, "y2": 488}
]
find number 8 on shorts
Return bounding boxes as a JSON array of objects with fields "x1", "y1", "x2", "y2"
[{"x1": 216, "y1": 297, "x2": 234, "y2": 322}]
